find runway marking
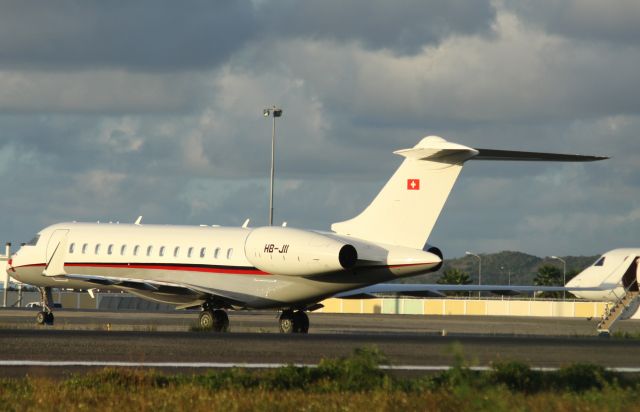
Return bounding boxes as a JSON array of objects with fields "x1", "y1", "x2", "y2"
[{"x1": 2, "y1": 360, "x2": 640, "y2": 373}]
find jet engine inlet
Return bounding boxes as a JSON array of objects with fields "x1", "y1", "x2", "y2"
[
  {"x1": 426, "y1": 245, "x2": 444, "y2": 272},
  {"x1": 339, "y1": 244, "x2": 358, "y2": 269}
]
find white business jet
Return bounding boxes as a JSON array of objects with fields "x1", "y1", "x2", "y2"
[
  {"x1": 567, "y1": 249, "x2": 640, "y2": 301},
  {"x1": 6, "y1": 136, "x2": 606, "y2": 333}
]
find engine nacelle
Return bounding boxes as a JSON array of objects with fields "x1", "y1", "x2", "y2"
[
  {"x1": 244, "y1": 227, "x2": 358, "y2": 276},
  {"x1": 424, "y1": 244, "x2": 444, "y2": 272}
]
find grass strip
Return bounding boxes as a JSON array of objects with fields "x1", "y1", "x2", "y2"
[{"x1": 1, "y1": 346, "x2": 639, "y2": 411}]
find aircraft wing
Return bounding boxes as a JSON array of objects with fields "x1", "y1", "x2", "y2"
[
  {"x1": 57, "y1": 273, "x2": 246, "y2": 307},
  {"x1": 335, "y1": 283, "x2": 608, "y2": 298}
]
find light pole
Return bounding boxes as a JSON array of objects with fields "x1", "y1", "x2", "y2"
[
  {"x1": 551, "y1": 256, "x2": 566, "y2": 299},
  {"x1": 466, "y1": 251, "x2": 481, "y2": 297},
  {"x1": 500, "y1": 265, "x2": 511, "y2": 286},
  {"x1": 263, "y1": 106, "x2": 283, "y2": 226}
]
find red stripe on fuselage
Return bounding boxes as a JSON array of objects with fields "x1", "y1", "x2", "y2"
[
  {"x1": 14, "y1": 262, "x2": 269, "y2": 275},
  {"x1": 64, "y1": 262, "x2": 269, "y2": 275},
  {"x1": 13, "y1": 261, "x2": 435, "y2": 274}
]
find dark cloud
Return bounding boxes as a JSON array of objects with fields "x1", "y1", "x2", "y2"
[
  {"x1": 0, "y1": 0, "x2": 495, "y2": 72},
  {"x1": 261, "y1": 0, "x2": 496, "y2": 55},
  {"x1": 506, "y1": 0, "x2": 640, "y2": 45},
  {"x1": 0, "y1": 1, "x2": 259, "y2": 71}
]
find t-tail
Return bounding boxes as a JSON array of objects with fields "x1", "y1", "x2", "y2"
[{"x1": 331, "y1": 136, "x2": 607, "y2": 249}]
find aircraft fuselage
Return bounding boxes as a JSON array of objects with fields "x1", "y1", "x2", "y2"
[{"x1": 9, "y1": 222, "x2": 441, "y2": 309}]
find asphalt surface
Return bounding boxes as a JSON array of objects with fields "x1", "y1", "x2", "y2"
[{"x1": 1, "y1": 309, "x2": 640, "y2": 377}]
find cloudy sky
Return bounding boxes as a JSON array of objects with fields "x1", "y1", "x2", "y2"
[{"x1": 1, "y1": 0, "x2": 639, "y2": 259}]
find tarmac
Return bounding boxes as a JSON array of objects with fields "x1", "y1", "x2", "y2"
[{"x1": 1, "y1": 309, "x2": 640, "y2": 377}]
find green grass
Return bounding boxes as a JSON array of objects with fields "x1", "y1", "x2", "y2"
[
  {"x1": 611, "y1": 330, "x2": 640, "y2": 339},
  {"x1": 2, "y1": 347, "x2": 640, "y2": 411}
]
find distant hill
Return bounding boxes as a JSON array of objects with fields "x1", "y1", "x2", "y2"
[{"x1": 394, "y1": 251, "x2": 599, "y2": 285}]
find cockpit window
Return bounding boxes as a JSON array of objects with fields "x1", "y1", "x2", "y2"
[
  {"x1": 594, "y1": 257, "x2": 605, "y2": 267},
  {"x1": 27, "y1": 235, "x2": 40, "y2": 246}
]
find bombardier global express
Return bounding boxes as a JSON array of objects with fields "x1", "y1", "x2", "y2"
[{"x1": 5, "y1": 136, "x2": 607, "y2": 333}]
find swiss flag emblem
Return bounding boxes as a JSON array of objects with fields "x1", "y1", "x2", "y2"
[{"x1": 407, "y1": 179, "x2": 420, "y2": 190}]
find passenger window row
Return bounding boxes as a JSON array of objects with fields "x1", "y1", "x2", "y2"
[{"x1": 68, "y1": 242, "x2": 233, "y2": 260}]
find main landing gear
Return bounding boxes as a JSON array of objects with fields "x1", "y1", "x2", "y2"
[
  {"x1": 279, "y1": 309, "x2": 309, "y2": 334},
  {"x1": 197, "y1": 303, "x2": 310, "y2": 334},
  {"x1": 198, "y1": 308, "x2": 229, "y2": 332},
  {"x1": 35, "y1": 286, "x2": 54, "y2": 326}
]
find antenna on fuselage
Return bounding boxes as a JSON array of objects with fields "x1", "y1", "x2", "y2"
[
  {"x1": 242, "y1": 219, "x2": 250, "y2": 229},
  {"x1": 135, "y1": 216, "x2": 143, "y2": 225}
]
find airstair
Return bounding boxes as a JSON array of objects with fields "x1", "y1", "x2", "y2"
[{"x1": 597, "y1": 283, "x2": 639, "y2": 336}]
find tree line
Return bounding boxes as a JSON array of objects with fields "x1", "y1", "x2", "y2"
[{"x1": 437, "y1": 264, "x2": 579, "y2": 298}]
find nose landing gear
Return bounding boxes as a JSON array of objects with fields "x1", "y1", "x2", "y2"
[
  {"x1": 36, "y1": 310, "x2": 54, "y2": 325},
  {"x1": 35, "y1": 286, "x2": 55, "y2": 326}
]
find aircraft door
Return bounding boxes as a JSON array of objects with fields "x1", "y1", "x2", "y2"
[
  {"x1": 46, "y1": 229, "x2": 69, "y2": 264},
  {"x1": 621, "y1": 256, "x2": 639, "y2": 291}
]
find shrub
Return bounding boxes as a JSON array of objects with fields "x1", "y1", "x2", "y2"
[
  {"x1": 314, "y1": 346, "x2": 389, "y2": 391},
  {"x1": 554, "y1": 363, "x2": 614, "y2": 392},
  {"x1": 489, "y1": 361, "x2": 543, "y2": 393}
]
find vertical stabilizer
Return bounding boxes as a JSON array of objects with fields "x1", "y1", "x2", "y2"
[
  {"x1": 331, "y1": 136, "x2": 477, "y2": 249},
  {"x1": 332, "y1": 136, "x2": 605, "y2": 249}
]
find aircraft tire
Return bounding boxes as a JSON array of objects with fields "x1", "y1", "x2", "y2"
[
  {"x1": 279, "y1": 310, "x2": 295, "y2": 333},
  {"x1": 293, "y1": 311, "x2": 309, "y2": 334},
  {"x1": 36, "y1": 311, "x2": 46, "y2": 325},
  {"x1": 199, "y1": 310, "x2": 215, "y2": 330},
  {"x1": 45, "y1": 312, "x2": 54, "y2": 325},
  {"x1": 212, "y1": 309, "x2": 229, "y2": 332}
]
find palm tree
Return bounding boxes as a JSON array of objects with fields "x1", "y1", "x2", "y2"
[
  {"x1": 438, "y1": 268, "x2": 472, "y2": 296},
  {"x1": 534, "y1": 264, "x2": 563, "y2": 298}
]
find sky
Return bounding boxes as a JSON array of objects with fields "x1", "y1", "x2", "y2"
[{"x1": 0, "y1": 0, "x2": 639, "y2": 259}]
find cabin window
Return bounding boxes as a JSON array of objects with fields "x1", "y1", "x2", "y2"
[
  {"x1": 227, "y1": 248, "x2": 233, "y2": 259},
  {"x1": 120, "y1": 245, "x2": 126, "y2": 255},
  {"x1": 147, "y1": 246, "x2": 153, "y2": 256},
  {"x1": 594, "y1": 257, "x2": 605, "y2": 267},
  {"x1": 27, "y1": 235, "x2": 40, "y2": 246},
  {"x1": 214, "y1": 247, "x2": 220, "y2": 259},
  {"x1": 133, "y1": 245, "x2": 140, "y2": 256},
  {"x1": 107, "y1": 244, "x2": 114, "y2": 255},
  {"x1": 187, "y1": 247, "x2": 193, "y2": 258},
  {"x1": 200, "y1": 247, "x2": 206, "y2": 258},
  {"x1": 159, "y1": 246, "x2": 165, "y2": 257},
  {"x1": 82, "y1": 243, "x2": 88, "y2": 254},
  {"x1": 68, "y1": 243, "x2": 75, "y2": 254},
  {"x1": 173, "y1": 247, "x2": 180, "y2": 257},
  {"x1": 95, "y1": 244, "x2": 101, "y2": 255}
]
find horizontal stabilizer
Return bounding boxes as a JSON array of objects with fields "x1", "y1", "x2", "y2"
[
  {"x1": 394, "y1": 138, "x2": 478, "y2": 161},
  {"x1": 474, "y1": 149, "x2": 608, "y2": 162}
]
